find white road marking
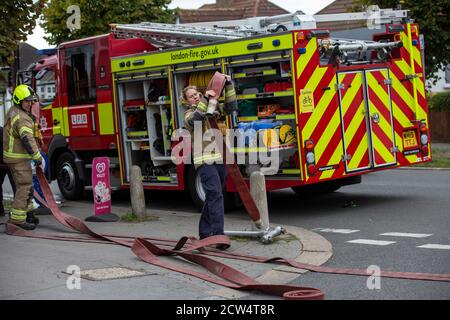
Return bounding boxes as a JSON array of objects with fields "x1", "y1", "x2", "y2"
[
  {"x1": 317, "y1": 228, "x2": 360, "y2": 234},
  {"x1": 417, "y1": 244, "x2": 450, "y2": 250},
  {"x1": 379, "y1": 232, "x2": 432, "y2": 238},
  {"x1": 347, "y1": 239, "x2": 396, "y2": 246}
]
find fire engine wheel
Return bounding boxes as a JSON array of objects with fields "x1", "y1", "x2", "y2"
[
  {"x1": 56, "y1": 152, "x2": 84, "y2": 200},
  {"x1": 187, "y1": 166, "x2": 235, "y2": 213}
]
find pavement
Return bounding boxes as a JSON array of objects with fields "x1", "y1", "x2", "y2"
[{"x1": 0, "y1": 196, "x2": 332, "y2": 300}]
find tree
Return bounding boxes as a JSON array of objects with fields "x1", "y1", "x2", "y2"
[
  {"x1": 355, "y1": 0, "x2": 450, "y2": 83},
  {"x1": 40, "y1": 0, "x2": 175, "y2": 46},
  {"x1": 0, "y1": 0, "x2": 46, "y2": 65}
]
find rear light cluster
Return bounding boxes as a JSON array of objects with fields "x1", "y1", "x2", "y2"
[
  {"x1": 419, "y1": 122, "x2": 429, "y2": 156},
  {"x1": 305, "y1": 139, "x2": 316, "y2": 176}
]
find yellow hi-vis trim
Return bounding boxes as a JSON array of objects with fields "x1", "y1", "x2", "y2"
[
  {"x1": 197, "y1": 101, "x2": 207, "y2": 112},
  {"x1": 3, "y1": 151, "x2": 32, "y2": 159},
  {"x1": 11, "y1": 208, "x2": 27, "y2": 222},
  {"x1": 111, "y1": 34, "x2": 293, "y2": 72},
  {"x1": 193, "y1": 153, "x2": 223, "y2": 164},
  {"x1": 19, "y1": 126, "x2": 33, "y2": 137},
  {"x1": 98, "y1": 103, "x2": 115, "y2": 135}
]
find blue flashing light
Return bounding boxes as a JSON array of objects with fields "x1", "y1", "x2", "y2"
[
  {"x1": 272, "y1": 39, "x2": 281, "y2": 46},
  {"x1": 297, "y1": 47, "x2": 307, "y2": 54},
  {"x1": 412, "y1": 39, "x2": 419, "y2": 46},
  {"x1": 36, "y1": 48, "x2": 57, "y2": 56}
]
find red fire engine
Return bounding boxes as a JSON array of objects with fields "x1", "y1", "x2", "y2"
[{"x1": 26, "y1": 9, "x2": 431, "y2": 209}]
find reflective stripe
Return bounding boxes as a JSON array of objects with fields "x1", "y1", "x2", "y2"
[
  {"x1": 11, "y1": 208, "x2": 27, "y2": 221},
  {"x1": 193, "y1": 153, "x2": 223, "y2": 164},
  {"x1": 3, "y1": 151, "x2": 32, "y2": 159},
  {"x1": 19, "y1": 126, "x2": 33, "y2": 137},
  {"x1": 225, "y1": 89, "x2": 236, "y2": 97},
  {"x1": 32, "y1": 151, "x2": 42, "y2": 160},
  {"x1": 98, "y1": 103, "x2": 115, "y2": 135},
  {"x1": 9, "y1": 114, "x2": 20, "y2": 152},
  {"x1": 197, "y1": 101, "x2": 207, "y2": 112}
]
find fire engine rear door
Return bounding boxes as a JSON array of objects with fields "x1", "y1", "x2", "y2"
[
  {"x1": 337, "y1": 71, "x2": 371, "y2": 173},
  {"x1": 365, "y1": 68, "x2": 397, "y2": 168}
]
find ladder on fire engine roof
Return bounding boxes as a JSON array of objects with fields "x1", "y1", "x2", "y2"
[
  {"x1": 111, "y1": 7, "x2": 408, "y2": 50},
  {"x1": 110, "y1": 22, "x2": 257, "y2": 47}
]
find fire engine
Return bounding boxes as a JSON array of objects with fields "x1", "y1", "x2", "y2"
[{"x1": 25, "y1": 8, "x2": 431, "y2": 209}]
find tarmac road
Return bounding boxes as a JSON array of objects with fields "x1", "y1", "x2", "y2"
[{"x1": 265, "y1": 169, "x2": 450, "y2": 300}]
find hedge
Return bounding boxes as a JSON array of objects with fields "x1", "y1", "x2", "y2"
[{"x1": 428, "y1": 90, "x2": 450, "y2": 112}]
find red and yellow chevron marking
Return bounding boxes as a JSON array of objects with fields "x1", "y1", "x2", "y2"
[
  {"x1": 389, "y1": 23, "x2": 429, "y2": 165},
  {"x1": 365, "y1": 69, "x2": 396, "y2": 167},
  {"x1": 294, "y1": 34, "x2": 345, "y2": 183},
  {"x1": 339, "y1": 72, "x2": 371, "y2": 172}
]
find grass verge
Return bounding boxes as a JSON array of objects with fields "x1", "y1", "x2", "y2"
[
  {"x1": 120, "y1": 212, "x2": 160, "y2": 222},
  {"x1": 416, "y1": 148, "x2": 450, "y2": 168}
]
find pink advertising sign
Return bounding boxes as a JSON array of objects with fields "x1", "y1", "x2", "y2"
[{"x1": 92, "y1": 157, "x2": 111, "y2": 216}]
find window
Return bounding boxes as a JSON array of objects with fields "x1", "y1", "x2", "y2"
[
  {"x1": 65, "y1": 44, "x2": 96, "y2": 106},
  {"x1": 35, "y1": 68, "x2": 55, "y2": 105}
]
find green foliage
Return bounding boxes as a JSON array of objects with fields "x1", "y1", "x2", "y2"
[
  {"x1": 428, "y1": 91, "x2": 450, "y2": 112},
  {"x1": 417, "y1": 148, "x2": 450, "y2": 168},
  {"x1": 0, "y1": 0, "x2": 46, "y2": 65},
  {"x1": 120, "y1": 212, "x2": 159, "y2": 222},
  {"x1": 41, "y1": 0, "x2": 175, "y2": 45},
  {"x1": 354, "y1": 0, "x2": 450, "y2": 83}
]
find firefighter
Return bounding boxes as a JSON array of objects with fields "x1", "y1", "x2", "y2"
[
  {"x1": 3, "y1": 84, "x2": 45, "y2": 230},
  {"x1": 183, "y1": 76, "x2": 237, "y2": 249},
  {"x1": 0, "y1": 125, "x2": 16, "y2": 216}
]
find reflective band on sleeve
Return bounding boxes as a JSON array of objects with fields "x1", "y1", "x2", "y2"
[
  {"x1": 225, "y1": 89, "x2": 236, "y2": 98},
  {"x1": 32, "y1": 151, "x2": 42, "y2": 160},
  {"x1": 197, "y1": 101, "x2": 207, "y2": 112},
  {"x1": 19, "y1": 126, "x2": 33, "y2": 137}
]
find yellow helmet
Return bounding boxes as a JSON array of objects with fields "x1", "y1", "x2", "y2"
[
  {"x1": 12, "y1": 84, "x2": 38, "y2": 105},
  {"x1": 262, "y1": 129, "x2": 280, "y2": 147},
  {"x1": 279, "y1": 124, "x2": 296, "y2": 144}
]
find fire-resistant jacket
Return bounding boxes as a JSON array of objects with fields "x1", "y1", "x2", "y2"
[
  {"x1": 184, "y1": 81, "x2": 236, "y2": 168},
  {"x1": 3, "y1": 105, "x2": 42, "y2": 164}
]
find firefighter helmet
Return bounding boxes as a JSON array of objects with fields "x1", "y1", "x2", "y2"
[
  {"x1": 279, "y1": 124, "x2": 296, "y2": 144},
  {"x1": 12, "y1": 84, "x2": 38, "y2": 105}
]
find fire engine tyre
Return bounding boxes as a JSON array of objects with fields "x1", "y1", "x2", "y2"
[
  {"x1": 187, "y1": 166, "x2": 236, "y2": 213},
  {"x1": 56, "y1": 152, "x2": 84, "y2": 200}
]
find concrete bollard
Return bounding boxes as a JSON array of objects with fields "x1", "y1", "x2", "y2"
[
  {"x1": 130, "y1": 165, "x2": 146, "y2": 219},
  {"x1": 250, "y1": 171, "x2": 270, "y2": 230}
]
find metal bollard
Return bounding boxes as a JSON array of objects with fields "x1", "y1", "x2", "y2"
[
  {"x1": 250, "y1": 171, "x2": 269, "y2": 230},
  {"x1": 130, "y1": 165, "x2": 146, "y2": 219}
]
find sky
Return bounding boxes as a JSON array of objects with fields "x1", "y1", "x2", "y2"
[{"x1": 26, "y1": 0, "x2": 334, "y2": 49}]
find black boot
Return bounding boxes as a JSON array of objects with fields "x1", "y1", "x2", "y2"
[
  {"x1": 11, "y1": 220, "x2": 36, "y2": 231},
  {"x1": 26, "y1": 211, "x2": 39, "y2": 225}
]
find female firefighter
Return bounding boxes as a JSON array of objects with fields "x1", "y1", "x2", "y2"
[
  {"x1": 3, "y1": 85, "x2": 45, "y2": 230},
  {"x1": 183, "y1": 76, "x2": 237, "y2": 248}
]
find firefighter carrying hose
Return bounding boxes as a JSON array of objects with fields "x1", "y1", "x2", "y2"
[
  {"x1": 3, "y1": 84, "x2": 45, "y2": 230},
  {"x1": 183, "y1": 75, "x2": 237, "y2": 248}
]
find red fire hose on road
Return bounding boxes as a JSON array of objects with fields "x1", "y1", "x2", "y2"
[{"x1": 3, "y1": 169, "x2": 449, "y2": 302}]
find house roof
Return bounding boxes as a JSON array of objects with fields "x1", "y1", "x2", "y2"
[
  {"x1": 177, "y1": 0, "x2": 290, "y2": 24},
  {"x1": 316, "y1": 0, "x2": 365, "y2": 31}
]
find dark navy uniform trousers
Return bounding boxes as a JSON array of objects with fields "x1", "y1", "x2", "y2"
[{"x1": 197, "y1": 164, "x2": 227, "y2": 239}]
